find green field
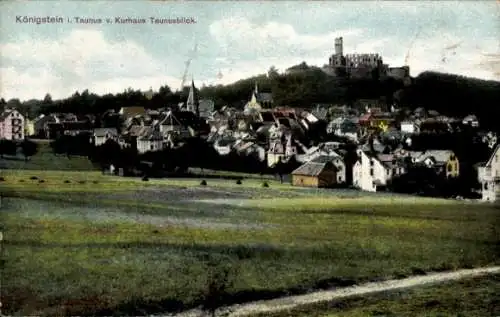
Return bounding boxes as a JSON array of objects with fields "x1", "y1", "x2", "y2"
[
  {"x1": 261, "y1": 274, "x2": 500, "y2": 317},
  {"x1": 0, "y1": 140, "x2": 95, "y2": 171},
  {"x1": 1, "y1": 170, "x2": 499, "y2": 316}
]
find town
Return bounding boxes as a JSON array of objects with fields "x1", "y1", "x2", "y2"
[
  {"x1": 2, "y1": 30, "x2": 500, "y2": 317},
  {"x1": 1, "y1": 37, "x2": 499, "y2": 203}
]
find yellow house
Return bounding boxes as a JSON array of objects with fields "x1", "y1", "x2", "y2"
[
  {"x1": 445, "y1": 153, "x2": 460, "y2": 178},
  {"x1": 24, "y1": 118, "x2": 35, "y2": 137},
  {"x1": 415, "y1": 150, "x2": 459, "y2": 178},
  {"x1": 291, "y1": 161, "x2": 337, "y2": 188},
  {"x1": 244, "y1": 83, "x2": 273, "y2": 112}
]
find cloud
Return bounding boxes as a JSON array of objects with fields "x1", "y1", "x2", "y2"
[
  {"x1": 209, "y1": 17, "x2": 364, "y2": 61},
  {"x1": 0, "y1": 29, "x2": 178, "y2": 100},
  {"x1": 1, "y1": 15, "x2": 498, "y2": 102}
]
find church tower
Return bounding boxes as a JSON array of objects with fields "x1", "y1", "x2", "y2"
[{"x1": 186, "y1": 79, "x2": 200, "y2": 117}]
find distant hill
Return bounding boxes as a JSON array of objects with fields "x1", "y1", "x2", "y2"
[{"x1": 3, "y1": 67, "x2": 499, "y2": 133}]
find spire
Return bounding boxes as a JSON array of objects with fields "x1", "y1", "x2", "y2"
[{"x1": 186, "y1": 78, "x2": 199, "y2": 117}]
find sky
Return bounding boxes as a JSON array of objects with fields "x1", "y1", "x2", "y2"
[{"x1": 1, "y1": 1, "x2": 499, "y2": 101}]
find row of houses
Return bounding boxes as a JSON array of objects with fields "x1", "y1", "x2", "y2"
[
  {"x1": 289, "y1": 143, "x2": 499, "y2": 202},
  {"x1": 2, "y1": 80, "x2": 498, "y2": 202}
]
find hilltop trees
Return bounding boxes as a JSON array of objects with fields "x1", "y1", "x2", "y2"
[
  {"x1": 20, "y1": 139, "x2": 38, "y2": 161},
  {"x1": 4, "y1": 65, "x2": 500, "y2": 132}
]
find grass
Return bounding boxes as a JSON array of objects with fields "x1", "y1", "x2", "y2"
[
  {"x1": 0, "y1": 140, "x2": 95, "y2": 171},
  {"x1": 258, "y1": 274, "x2": 500, "y2": 317},
  {"x1": 0, "y1": 169, "x2": 290, "y2": 194},
  {"x1": 1, "y1": 170, "x2": 499, "y2": 316}
]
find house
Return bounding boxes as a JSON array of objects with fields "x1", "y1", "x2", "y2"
[
  {"x1": 119, "y1": 106, "x2": 146, "y2": 118},
  {"x1": 92, "y1": 128, "x2": 118, "y2": 146},
  {"x1": 0, "y1": 108, "x2": 25, "y2": 140},
  {"x1": 408, "y1": 150, "x2": 459, "y2": 178},
  {"x1": 477, "y1": 144, "x2": 500, "y2": 202},
  {"x1": 310, "y1": 154, "x2": 347, "y2": 185},
  {"x1": 34, "y1": 114, "x2": 60, "y2": 138},
  {"x1": 198, "y1": 99, "x2": 215, "y2": 119},
  {"x1": 136, "y1": 128, "x2": 165, "y2": 154},
  {"x1": 213, "y1": 137, "x2": 235, "y2": 156},
  {"x1": 327, "y1": 117, "x2": 359, "y2": 141},
  {"x1": 158, "y1": 111, "x2": 192, "y2": 140},
  {"x1": 291, "y1": 160, "x2": 337, "y2": 188},
  {"x1": 267, "y1": 134, "x2": 298, "y2": 167},
  {"x1": 232, "y1": 140, "x2": 266, "y2": 162},
  {"x1": 244, "y1": 83, "x2": 273, "y2": 112},
  {"x1": 353, "y1": 151, "x2": 406, "y2": 192},
  {"x1": 400, "y1": 120, "x2": 420, "y2": 134},
  {"x1": 24, "y1": 118, "x2": 35, "y2": 137},
  {"x1": 462, "y1": 114, "x2": 479, "y2": 128}
]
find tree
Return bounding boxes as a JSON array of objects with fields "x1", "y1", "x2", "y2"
[
  {"x1": 20, "y1": 139, "x2": 38, "y2": 161},
  {"x1": 267, "y1": 66, "x2": 279, "y2": 79},
  {"x1": 0, "y1": 139, "x2": 18, "y2": 158},
  {"x1": 0, "y1": 98, "x2": 6, "y2": 113}
]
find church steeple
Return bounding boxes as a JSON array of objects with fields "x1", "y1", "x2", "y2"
[{"x1": 186, "y1": 78, "x2": 199, "y2": 117}]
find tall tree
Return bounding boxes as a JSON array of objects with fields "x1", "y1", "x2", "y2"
[{"x1": 20, "y1": 139, "x2": 38, "y2": 161}]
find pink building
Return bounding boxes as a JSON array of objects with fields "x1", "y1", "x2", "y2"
[{"x1": 0, "y1": 108, "x2": 25, "y2": 140}]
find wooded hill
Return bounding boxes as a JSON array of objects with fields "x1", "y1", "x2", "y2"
[{"x1": 1, "y1": 65, "x2": 499, "y2": 131}]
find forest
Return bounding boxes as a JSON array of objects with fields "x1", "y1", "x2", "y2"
[{"x1": 1, "y1": 66, "x2": 499, "y2": 130}]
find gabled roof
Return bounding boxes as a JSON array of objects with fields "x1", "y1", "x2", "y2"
[
  {"x1": 0, "y1": 109, "x2": 22, "y2": 121},
  {"x1": 120, "y1": 106, "x2": 146, "y2": 117},
  {"x1": 485, "y1": 144, "x2": 500, "y2": 167},
  {"x1": 292, "y1": 161, "x2": 336, "y2": 176},
  {"x1": 311, "y1": 155, "x2": 343, "y2": 164},
  {"x1": 255, "y1": 92, "x2": 273, "y2": 103},
  {"x1": 93, "y1": 128, "x2": 118, "y2": 137}
]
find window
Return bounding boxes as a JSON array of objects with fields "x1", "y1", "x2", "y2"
[
  {"x1": 150, "y1": 144, "x2": 154, "y2": 150},
  {"x1": 338, "y1": 176, "x2": 342, "y2": 182},
  {"x1": 392, "y1": 168, "x2": 397, "y2": 175},
  {"x1": 484, "y1": 182, "x2": 488, "y2": 190},
  {"x1": 447, "y1": 164, "x2": 453, "y2": 172},
  {"x1": 370, "y1": 168, "x2": 374, "y2": 176}
]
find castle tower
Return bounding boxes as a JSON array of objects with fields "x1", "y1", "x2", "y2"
[
  {"x1": 186, "y1": 79, "x2": 199, "y2": 117},
  {"x1": 334, "y1": 37, "x2": 343, "y2": 56}
]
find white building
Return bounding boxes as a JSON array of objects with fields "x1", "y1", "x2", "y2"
[
  {"x1": 400, "y1": 121, "x2": 420, "y2": 134},
  {"x1": 136, "y1": 129, "x2": 165, "y2": 154},
  {"x1": 92, "y1": 128, "x2": 118, "y2": 146},
  {"x1": 353, "y1": 150, "x2": 406, "y2": 192},
  {"x1": 267, "y1": 134, "x2": 298, "y2": 167},
  {"x1": 477, "y1": 144, "x2": 500, "y2": 202},
  {"x1": 0, "y1": 108, "x2": 25, "y2": 140}
]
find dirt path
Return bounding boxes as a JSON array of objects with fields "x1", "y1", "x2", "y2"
[{"x1": 162, "y1": 266, "x2": 500, "y2": 317}]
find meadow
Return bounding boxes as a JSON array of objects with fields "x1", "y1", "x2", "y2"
[
  {"x1": 260, "y1": 274, "x2": 500, "y2": 317},
  {"x1": 1, "y1": 169, "x2": 499, "y2": 316}
]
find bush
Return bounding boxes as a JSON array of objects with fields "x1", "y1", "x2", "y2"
[
  {"x1": 64, "y1": 180, "x2": 71, "y2": 184},
  {"x1": 30, "y1": 176, "x2": 38, "y2": 180},
  {"x1": 236, "y1": 179, "x2": 242, "y2": 185},
  {"x1": 200, "y1": 180, "x2": 207, "y2": 186},
  {"x1": 38, "y1": 180, "x2": 45, "y2": 183},
  {"x1": 19, "y1": 179, "x2": 24, "y2": 183},
  {"x1": 93, "y1": 181, "x2": 99, "y2": 184},
  {"x1": 0, "y1": 177, "x2": 5, "y2": 182},
  {"x1": 262, "y1": 182, "x2": 269, "y2": 188},
  {"x1": 78, "y1": 180, "x2": 86, "y2": 184},
  {"x1": 142, "y1": 176, "x2": 149, "y2": 182}
]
